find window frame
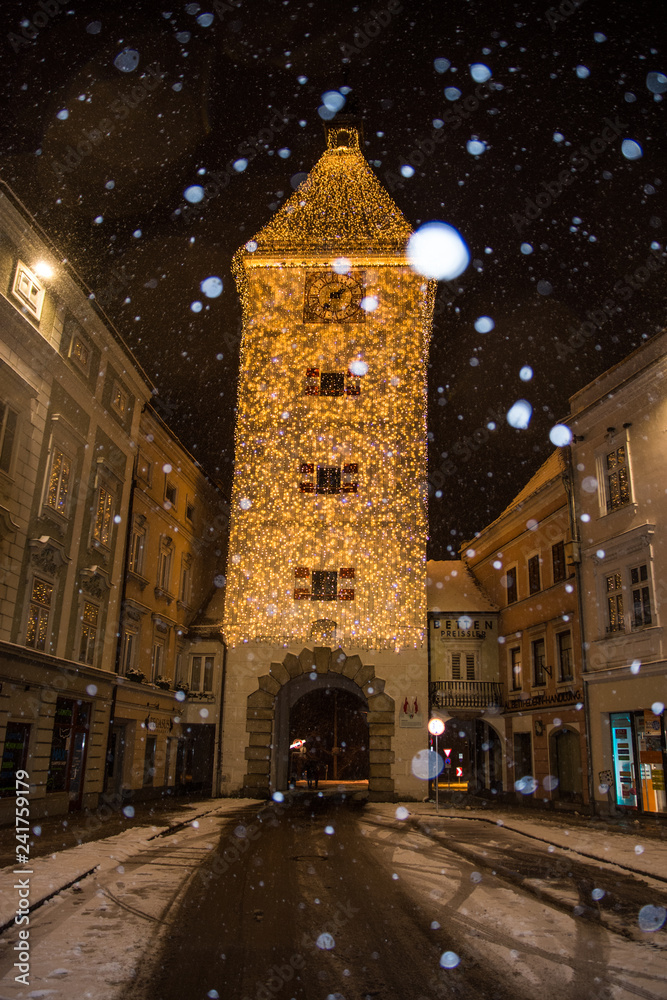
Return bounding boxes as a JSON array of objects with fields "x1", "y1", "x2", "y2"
[
  {"x1": 630, "y1": 562, "x2": 653, "y2": 630},
  {"x1": 151, "y1": 640, "x2": 165, "y2": 682},
  {"x1": 68, "y1": 331, "x2": 92, "y2": 377},
  {"x1": 78, "y1": 600, "x2": 100, "y2": 666},
  {"x1": 527, "y1": 554, "x2": 541, "y2": 595},
  {"x1": 43, "y1": 446, "x2": 73, "y2": 519},
  {"x1": 595, "y1": 432, "x2": 634, "y2": 517},
  {"x1": 25, "y1": 577, "x2": 54, "y2": 652},
  {"x1": 556, "y1": 630, "x2": 573, "y2": 682},
  {"x1": 92, "y1": 480, "x2": 115, "y2": 548},
  {"x1": 510, "y1": 646, "x2": 522, "y2": 691},
  {"x1": 506, "y1": 565, "x2": 518, "y2": 605},
  {"x1": 552, "y1": 540, "x2": 566, "y2": 584},
  {"x1": 532, "y1": 636, "x2": 547, "y2": 687},
  {"x1": 12, "y1": 261, "x2": 45, "y2": 321},
  {"x1": 0, "y1": 400, "x2": 18, "y2": 477}
]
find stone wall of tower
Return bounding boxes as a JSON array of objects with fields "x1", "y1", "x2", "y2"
[{"x1": 223, "y1": 258, "x2": 430, "y2": 652}]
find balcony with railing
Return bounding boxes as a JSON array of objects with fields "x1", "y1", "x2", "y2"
[{"x1": 430, "y1": 680, "x2": 503, "y2": 711}]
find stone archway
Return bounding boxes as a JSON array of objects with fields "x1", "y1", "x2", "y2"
[{"x1": 243, "y1": 646, "x2": 395, "y2": 800}]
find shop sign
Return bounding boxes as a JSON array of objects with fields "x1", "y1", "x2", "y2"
[
  {"x1": 505, "y1": 689, "x2": 582, "y2": 712},
  {"x1": 145, "y1": 715, "x2": 172, "y2": 733}
]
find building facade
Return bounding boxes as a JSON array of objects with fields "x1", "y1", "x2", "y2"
[
  {"x1": 0, "y1": 184, "x2": 151, "y2": 821},
  {"x1": 461, "y1": 451, "x2": 589, "y2": 808},
  {"x1": 569, "y1": 330, "x2": 667, "y2": 816},
  {"x1": 221, "y1": 122, "x2": 434, "y2": 800},
  {"x1": 109, "y1": 404, "x2": 228, "y2": 803},
  {"x1": 427, "y1": 560, "x2": 502, "y2": 794}
]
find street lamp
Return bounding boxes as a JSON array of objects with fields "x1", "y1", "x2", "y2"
[{"x1": 428, "y1": 716, "x2": 445, "y2": 814}]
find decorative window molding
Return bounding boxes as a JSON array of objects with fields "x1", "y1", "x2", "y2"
[{"x1": 12, "y1": 261, "x2": 45, "y2": 321}]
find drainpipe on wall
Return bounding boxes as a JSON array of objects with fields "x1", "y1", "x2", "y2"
[
  {"x1": 216, "y1": 638, "x2": 227, "y2": 797},
  {"x1": 563, "y1": 443, "x2": 595, "y2": 815}
]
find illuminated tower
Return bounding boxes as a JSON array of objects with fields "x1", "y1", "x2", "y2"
[{"x1": 221, "y1": 122, "x2": 435, "y2": 800}]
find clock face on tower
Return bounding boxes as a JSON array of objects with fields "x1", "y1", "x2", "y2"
[{"x1": 303, "y1": 270, "x2": 366, "y2": 324}]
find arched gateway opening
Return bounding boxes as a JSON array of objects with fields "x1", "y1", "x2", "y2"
[{"x1": 243, "y1": 646, "x2": 395, "y2": 799}]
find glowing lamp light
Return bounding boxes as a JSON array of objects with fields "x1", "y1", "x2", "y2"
[
  {"x1": 428, "y1": 717, "x2": 445, "y2": 736},
  {"x1": 34, "y1": 261, "x2": 54, "y2": 279}
]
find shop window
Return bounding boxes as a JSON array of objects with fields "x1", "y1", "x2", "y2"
[
  {"x1": 78, "y1": 601, "x2": 99, "y2": 666},
  {"x1": 605, "y1": 445, "x2": 631, "y2": 512},
  {"x1": 12, "y1": 261, "x2": 45, "y2": 321},
  {"x1": 557, "y1": 631, "x2": 573, "y2": 681},
  {"x1": 513, "y1": 732, "x2": 533, "y2": 783},
  {"x1": 510, "y1": 647, "x2": 522, "y2": 690},
  {"x1": 528, "y1": 555, "x2": 541, "y2": 595},
  {"x1": 25, "y1": 577, "x2": 53, "y2": 651},
  {"x1": 606, "y1": 572, "x2": 625, "y2": 633},
  {"x1": 0, "y1": 400, "x2": 18, "y2": 475},
  {"x1": 610, "y1": 711, "x2": 666, "y2": 814},
  {"x1": 532, "y1": 637, "x2": 546, "y2": 686},
  {"x1": 0, "y1": 722, "x2": 31, "y2": 796},
  {"x1": 47, "y1": 698, "x2": 91, "y2": 801},
  {"x1": 93, "y1": 483, "x2": 114, "y2": 547},
  {"x1": 552, "y1": 540, "x2": 566, "y2": 583},
  {"x1": 630, "y1": 564, "x2": 652, "y2": 629},
  {"x1": 506, "y1": 566, "x2": 518, "y2": 605},
  {"x1": 45, "y1": 448, "x2": 72, "y2": 517}
]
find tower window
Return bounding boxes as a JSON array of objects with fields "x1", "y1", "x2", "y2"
[
  {"x1": 312, "y1": 570, "x2": 338, "y2": 600},
  {"x1": 303, "y1": 368, "x2": 363, "y2": 396},
  {"x1": 342, "y1": 464, "x2": 358, "y2": 493},
  {"x1": 320, "y1": 372, "x2": 345, "y2": 396},
  {"x1": 299, "y1": 463, "x2": 315, "y2": 493},
  {"x1": 293, "y1": 567, "x2": 355, "y2": 601},
  {"x1": 317, "y1": 465, "x2": 341, "y2": 494}
]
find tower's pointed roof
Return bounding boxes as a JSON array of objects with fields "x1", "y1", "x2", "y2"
[{"x1": 246, "y1": 122, "x2": 413, "y2": 256}]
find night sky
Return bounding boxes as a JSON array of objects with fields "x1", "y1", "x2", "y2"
[{"x1": 1, "y1": 0, "x2": 665, "y2": 558}]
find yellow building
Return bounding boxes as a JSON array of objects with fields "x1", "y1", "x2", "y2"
[
  {"x1": 221, "y1": 122, "x2": 434, "y2": 800},
  {"x1": 463, "y1": 451, "x2": 589, "y2": 808},
  {"x1": 110, "y1": 405, "x2": 229, "y2": 802}
]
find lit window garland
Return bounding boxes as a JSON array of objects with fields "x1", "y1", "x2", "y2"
[{"x1": 223, "y1": 127, "x2": 436, "y2": 650}]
